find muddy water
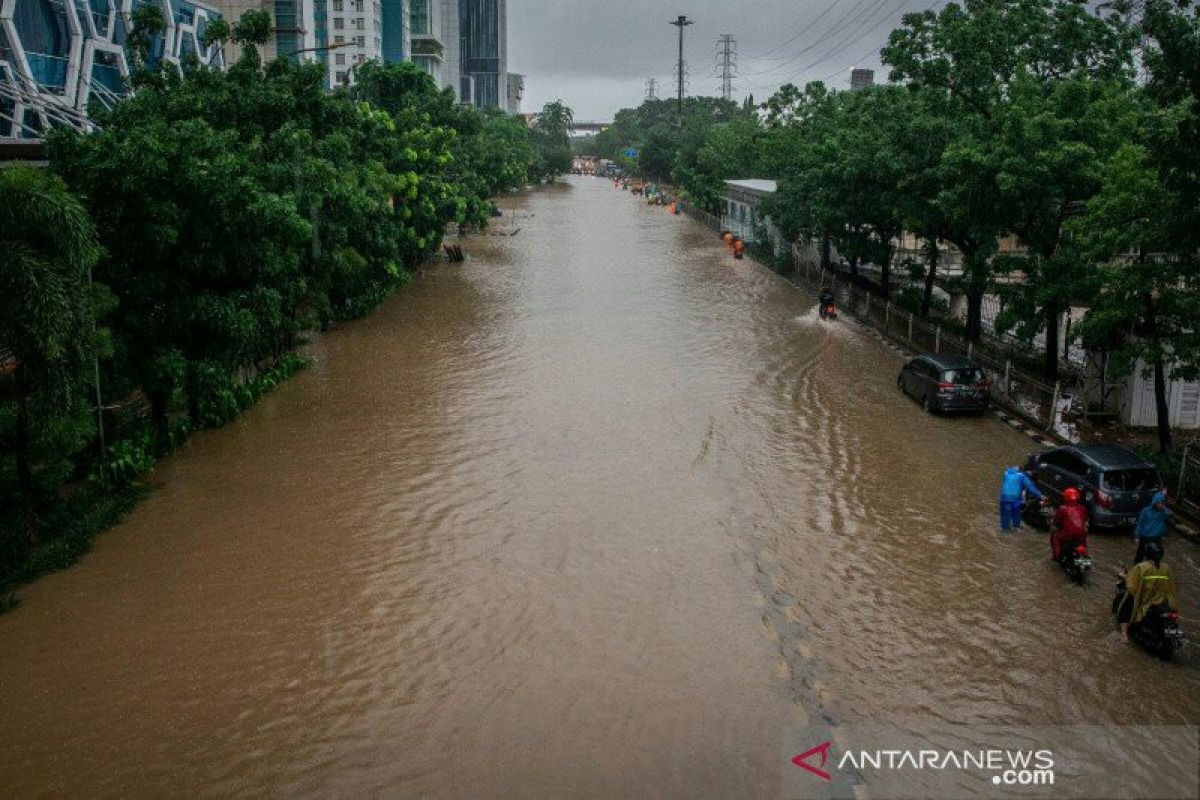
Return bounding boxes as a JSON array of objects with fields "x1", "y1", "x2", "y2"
[{"x1": 2, "y1": 177, "x2": 1198, "y2": 797}]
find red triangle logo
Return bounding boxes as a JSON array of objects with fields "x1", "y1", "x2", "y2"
[{"x1": 792, "y1": 740, "x2": 834, "y2": 781}]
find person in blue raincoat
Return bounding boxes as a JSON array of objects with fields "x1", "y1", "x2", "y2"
[
  {"x1": 1000, "y1": 466, "x2": 1042, "y2": 530},
  {"x1": 1134, "y1": 490, "x2": 1171, "y2": 563}
]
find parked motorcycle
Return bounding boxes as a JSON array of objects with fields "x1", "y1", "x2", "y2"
[{"x1": 1022, "y1": 497, "x2": 1053, "y2": 531}]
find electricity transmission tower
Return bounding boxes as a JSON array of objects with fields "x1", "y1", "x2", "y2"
[
  {"x1": 715, "y1": 34, "x2": 737, "y2": 100},
  {"x1": 645, "y1": 78, "x2": 659, "y2": 101},
  {"x1": 669, "y1": 15, "x2": 693, "y2": 122}
]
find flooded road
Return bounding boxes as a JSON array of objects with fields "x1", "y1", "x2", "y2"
[{"x1": 2, "y1": 176, "x2": 1198, "y2": 797}]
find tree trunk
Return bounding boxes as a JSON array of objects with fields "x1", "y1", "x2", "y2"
[
  {"x1": 920, "y1": 240, "x2": 939, "y2": 320},
  {"x1": 1044, "y1": 302, "x2": 1060, "y2": 383},
  {"x1": 879, "y1": 242, "x2": 892, "y2": 300},
  {"x1": 820, "y1": 235, "x2": 831, "y2": 271},
  {"x1": 14, "y1": 364, "x2": 38, "y2": 546},
  {"x1": 962, "y1": 248, "x2": 986, "y2": 343},
  {"x1": 1145, "y1": 293, "x2": 1172, "y2": 452}
]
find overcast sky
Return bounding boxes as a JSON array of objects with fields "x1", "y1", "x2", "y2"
[{"x1": 507, "y1": 0, "x2": 947, "y2": 120}]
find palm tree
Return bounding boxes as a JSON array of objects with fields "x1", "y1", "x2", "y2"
[{"x1": 0, "y1": 167, "x2": 99, "y2": 545}]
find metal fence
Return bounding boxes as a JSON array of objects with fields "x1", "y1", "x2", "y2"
[
  {"x1": 682, "y1": 203, "x2": 721, "y2": 233},
  {"x1": 1175, "y1": 446, "x2": 1200, "y2": 519}
]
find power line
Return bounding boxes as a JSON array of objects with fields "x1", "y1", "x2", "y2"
[
  {"x1": 715, "y1": 34, "x2": 738, "y2": 100},
  {"x1": 743, "y1": 0, "x2": 849, "y2": 61},
  {"x1": 746, "y1": 0, "x2": 930, "y2": 92},
  {"x1": 741, "y1": 0, "x2": 877, "y2": 74}
]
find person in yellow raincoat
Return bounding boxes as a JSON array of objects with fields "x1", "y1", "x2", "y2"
[{"x1": 1116, "y1": 541, "x2": 1178, "y2": 639}]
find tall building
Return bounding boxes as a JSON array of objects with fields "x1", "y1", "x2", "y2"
[
  {"x1": 380, "y1": 0, "x2": 409, "y2": 65},
  {"x1": 458, "y1": 0, "x2": 506, "y2": 109},
  {"x1": 505, "y1": 72, "x2": 523, "y2": 114},
  {"x1": 213, "y1": 0, "x2": 317, "y2": 64},
  {"x1": 401, "y1": 0, "x2": 458, "y2": 95},
  {"x1": 321, "y1": 0, "x2": 388, "y2": 88},
  {"x1": 1, "y1": 0, "x2": 224, "y2": 139},
  {"x1": 850, "y1": 68, "x2": 875, "y2": 91}
]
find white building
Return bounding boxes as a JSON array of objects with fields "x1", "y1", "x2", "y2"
[
  {"x1": 721, "y1": 179, "x2": 781, "y2": 247},
  {"x1": 326, "y1": 0, "x2": 386, "y2": 88},
  {"x1": 406, "y1": 0, "x2": 460, "y2": 96},
  {"x1": 506, "y1": 72, "x2": 523, "y2": 114}
]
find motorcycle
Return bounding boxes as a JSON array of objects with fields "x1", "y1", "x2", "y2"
[
  {"x1": 1113, "y1": 589, "x2": 1185, "y2": 660},
  {"x1": 1056, "y1": 541, "x2": 1092, "y2": 586},
  {"x1": 1021, "y1": 497, "x2": 1053, "y2": 531},
  {"x1": 818, "y1": 300, "x2": 837, "y2": 321}
]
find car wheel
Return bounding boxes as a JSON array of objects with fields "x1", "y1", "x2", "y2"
[
  {"x1": 897, "y1": 375, "x2": 906, "y2": 394},
  {"x1": 922, "y1": 395, "x2": 932, "y2": 414}
]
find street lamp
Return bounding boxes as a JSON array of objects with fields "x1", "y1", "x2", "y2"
[{"x1": 283, "y1": 41, "x2": 354, "y2": 58}]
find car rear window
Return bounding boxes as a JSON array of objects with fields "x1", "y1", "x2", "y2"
[
  {"x1": 1101, "y1": 468, "x2": 1160, "y2": 492},
  {"x1": 942, "y1": 368, "x2": 985, "y2": 385}
]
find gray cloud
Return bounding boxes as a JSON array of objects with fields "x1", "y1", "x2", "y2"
[{"x1": 508, "y1": 0, "x2": 943, "y2": 119}]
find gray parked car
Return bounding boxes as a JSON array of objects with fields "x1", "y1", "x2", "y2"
[
  {"x1": 897, "y1": 353, "x2": 990, "y2": 414},
  {"x1": 1022, "y1": 444, "x2": 1163, "y2": 530}
]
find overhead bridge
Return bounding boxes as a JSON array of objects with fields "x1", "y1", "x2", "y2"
[{"x1": 569, "y1": 121, "x2": 611, "y2": 135}]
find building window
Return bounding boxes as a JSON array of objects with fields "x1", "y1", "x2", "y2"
[
  {"x1": 332, "y1": 0, "x2": 342, "y2": 8},
  {"x1": 410, "y1": 0, "x2": 431, "y2": 35},
  {"x1": 334, "y1": 17, "x2": 343, "y2": 29},
  {"x1": 356, "y1": 35, "x2": 365, "y2": 47},
  {"x1": 351, "y1": 0, "x2": 362, "y2": 10},
  {"x1": 335, "y1": 53, "x2": 345, "y2": 65},
  {"x1": 356, "y1": 53, "x2": 365, "y2": 63},
  {"x1": 336, "y1": 70, "x2": 346, "y2": 84},
  {"x1": 355, "y1": 17, "x2": 364, "y2": 30},
  {"x1": 334, "y1": 35, "x2": 344, "y2": 44}
]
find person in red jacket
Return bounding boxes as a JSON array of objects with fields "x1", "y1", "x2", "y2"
[{"x1": 1051, "y1": 487, "x2": 1089, "y2": 560}]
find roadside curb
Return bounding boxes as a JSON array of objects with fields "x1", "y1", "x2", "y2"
[{"x1": 993, "y1": 410, "x2": 1060, "y2": 449}]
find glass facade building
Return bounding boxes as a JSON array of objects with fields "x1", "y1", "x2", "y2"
[
  {"x1": 458, "y1": 0, "x2": 504, "y2": 108},
  {"x1": 1, "y1": 0, "x2": 224, "y2": 138}
]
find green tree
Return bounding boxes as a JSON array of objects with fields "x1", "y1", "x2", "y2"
[
  {"x1": 882, "y1": 0, "x2": 1135, "y2": 341},
  {"x1": 0, "y1": 169, "x2": 100, "y2": 546},
  {"x1": 991, "y1": 75, "x2": 1135, "y2": 380},
  {"x1": 530, "y1": 100, "x2": 574, "y2": 181}
]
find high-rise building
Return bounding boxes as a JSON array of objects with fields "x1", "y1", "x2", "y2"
[
  {"x1": 505, "y1": 72, "x2": 523, "y2": 114},
  {"x1": 458, "y1": 0, "x2": 506, "y2": 109},
  {"x1": 1, "y1": 0, "x2": 224, "y2": 138},
  {"x1": 319, "y1": 0, "x2": 388, "y2": 89},
  {"x1": 399, "y1": 0, "x2": 455, "y2": 93},
  {"x1": 850, "y1": 68, "x2": 875, "y2": 91}
]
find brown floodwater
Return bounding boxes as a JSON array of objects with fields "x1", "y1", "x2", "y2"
[{"x1": 2, "y1": 177, "x2": 1198, "y2": 798}]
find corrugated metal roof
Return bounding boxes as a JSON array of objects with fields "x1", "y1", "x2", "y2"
[{"x1": 725, "y1": 179, "x2": 778, "y2": 194}]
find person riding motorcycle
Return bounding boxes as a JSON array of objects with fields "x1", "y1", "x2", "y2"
[
  {"x1": 1134, "y1": 490, "x2": 1172, "y2": 564},
  {"x1": 818, "y1": 287, "x2": 836, "y2": 317},
  {"x1": 1116, "y1": 541, "x2": 1178, "y2": 640},
  {"x1": 1051, "y1": 487, "x2": 1089, "y2": 561}
]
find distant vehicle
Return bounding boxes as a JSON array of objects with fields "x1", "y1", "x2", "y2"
[
  {"x1": 897, "y1": 353, "x2": 990, "y2": 414},
  {"x1": 1022, "y1": 444, "x2": 1163, "y2": 530}
]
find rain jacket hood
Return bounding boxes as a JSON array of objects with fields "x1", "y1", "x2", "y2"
[
  {"x1": 1001, "y1": 467, "x2": 1042, "y2": 502},
  {"x1": 1135, "y1": 491, "x2": 1171, "y2": 540}
]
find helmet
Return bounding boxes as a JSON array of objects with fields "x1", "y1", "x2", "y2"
[
  {"x1": 1062, "y1": 487, "x2": 1081, "y2": 504},
  {"x1": 1143, "y1": 541, "x2": 1165, "y2": 565}
]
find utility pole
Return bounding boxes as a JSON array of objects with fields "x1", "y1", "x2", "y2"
[
  {"x1": 716, "y1": 34, "x2": 737, "y2": 101},
  {"x1": 645, "y1": 77, "x2": 658, "y2": 101},
  {"x1": 670, "y1": 15, "x2": 693, "y2": 124}
]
